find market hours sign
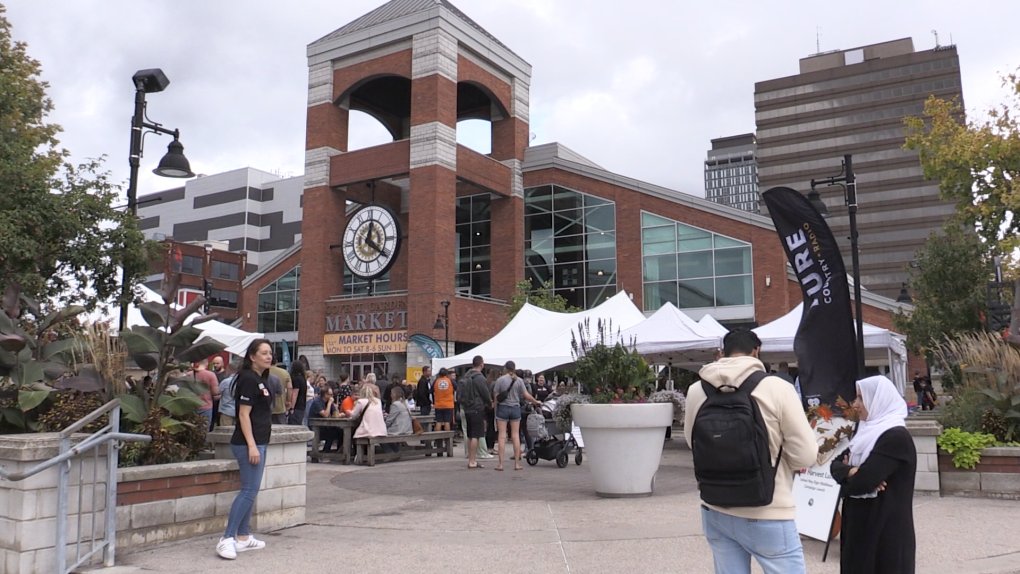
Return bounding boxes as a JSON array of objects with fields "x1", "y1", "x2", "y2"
[
  {"x1": 323, "y1": 298, "x2": 408, "y2": 355},
  {"x1": 324, "y1": 330, "x2": 407, "y2": 355}
]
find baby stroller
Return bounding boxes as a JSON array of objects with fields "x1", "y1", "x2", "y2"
[{"x1": 525, "y1": 398, "x2": 582, "y2": 468}]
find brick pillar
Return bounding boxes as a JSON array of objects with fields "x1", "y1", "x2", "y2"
[
  {"x1": 490, "y1": 77, "x2": 529, "y2": 299},
  {"x1": 300, "y1": 60, "x2": 347, "y2": 348},
  {"x1": 406, "y1": 29, "x2": 459, "y2": 341}
]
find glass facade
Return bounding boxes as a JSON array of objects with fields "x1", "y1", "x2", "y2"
[
  {"x1": 258, "y1": 265, "x2": 299, "y2": 333},
  {"x1": 524, "y1": 185, "x2": 617, "y2": 310},
  {"x1": 705, "y1": 159, "x2": 759, "y2": 214},
  {"x1": 455, "y1": 194, "x2": 491, "y2": 297},
  {"x1": 641, "y1": 212, "x2": 753, "y2": 312},
  {"x1": 343, "y1": 265, "x2": 390, "y2": 296}
]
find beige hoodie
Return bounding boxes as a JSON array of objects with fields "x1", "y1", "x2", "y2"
[{"x1": 685, "y1": 356, "x2": 818, "y2": 521}]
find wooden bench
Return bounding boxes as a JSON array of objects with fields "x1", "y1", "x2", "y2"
[
  {"x1": 309, "y1": 414, "x2": 436, "y2": 465},
  {"x1": 354, "y1": 431, "x2": 455, "y2": 466}
]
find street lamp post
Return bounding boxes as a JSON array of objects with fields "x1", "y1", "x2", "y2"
[
  {"x1": 807, "y1": 154, "x2": 865, "y2": 378},
  {"x1": 433, "y1": 300, "x2": 450, "y2": 356},
  {"x1": 119, "y1": 69, "x2": 195, "y2": 331}
]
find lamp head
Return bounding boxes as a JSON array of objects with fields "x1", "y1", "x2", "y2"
[
  {"x1": 153, "y1": 139, "x2": 195, "y2": 178},
  {"x1": 132, "y1": 69, "x2": 170, "y2": 93},
  {"x1": 896, "y1": 283, "x2": 912, "y2": 304},
  {"x1": 440, "y1": 300, "x2": 450, "y2": 309},
  {"x1": 433, "y1": 316, "x2": 445, "y2": 330},
  {"x1": 807, "y1": 189, "x2": 830, "y2": 218}
]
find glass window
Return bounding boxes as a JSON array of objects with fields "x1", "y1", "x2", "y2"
[
  {"x1": 525, "y1": 185, "x2": 617, "y2": 309},
  {"x1": 641, "y1": 211, "x2": 753, "y2": 311},
  {"x1": 455, "y1": 194, "x2": 491, "y2": 297},
  {"x1": 173, "y1": 254, "x2": 203, "y2": 276},
  {"x1": 257, "y1": 265, "x2": 300, "y2": 333},
  {"x1": 211, "y1": 260, "x2": 239, "y2": 281},
  {"x1": 209, "y1": 289, "x2": 238, "y2": 309}
]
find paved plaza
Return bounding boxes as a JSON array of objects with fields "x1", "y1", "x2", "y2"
[{"x1": 103, "y1": 447, "x2": 1020, "y2": 574}]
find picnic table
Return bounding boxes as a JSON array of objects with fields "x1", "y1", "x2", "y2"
[{"x1": 308, "y1": 414, "x2": 436, "y2": 465}]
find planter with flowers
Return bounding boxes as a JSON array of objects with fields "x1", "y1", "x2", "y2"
[{"x1": 562, "y1": 319, "x2": 673, "y2": 497}]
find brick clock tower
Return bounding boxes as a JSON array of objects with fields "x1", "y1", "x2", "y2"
[{"x1": 298, "y1": 0, "x2": 531, "y2": 376}]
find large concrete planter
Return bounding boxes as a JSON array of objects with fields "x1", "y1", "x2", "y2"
[{"x1": 571, "y1": 403, "x2": 673, "y2": 497}]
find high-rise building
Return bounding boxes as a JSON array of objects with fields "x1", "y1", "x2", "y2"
[
  {"x1": 705, "y1": 133, "x2": 759, "y2": 213},
  {"x1": 754, "y1": 38, "x2": 963, "y2": 298}
]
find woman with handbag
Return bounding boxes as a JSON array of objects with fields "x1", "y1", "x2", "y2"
[
  {"x1": 347, "y1": 385, "x2": 387, "y2": 462},
  {"x1": 384, "y1": 386, "x2": 415, "y2": 455},
  {"x1": 492, "y1": 361, "x2": 542, "y2": 471}
]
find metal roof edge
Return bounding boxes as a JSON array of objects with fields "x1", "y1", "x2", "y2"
[
  {"x1": 522, "y1": 153, "x2": 775, "y2": 231},
  {"x1": 242, "y1": 241, "x2": 302, "y2": 288}
]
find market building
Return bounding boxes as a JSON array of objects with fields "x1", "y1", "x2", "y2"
[{"x1": 231, "y1": 0, "x2": 916, "y2": 381}]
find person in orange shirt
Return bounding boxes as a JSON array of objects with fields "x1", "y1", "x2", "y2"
[{"x1": 432, "y1": 368, "x2": 455, "y2": 432}]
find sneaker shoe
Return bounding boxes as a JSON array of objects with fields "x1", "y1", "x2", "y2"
[
  {"x1": 235, "y1": 536, "x2": 266, "y2": 552},
  {"x1": 216, "y1": 537, "x2": 237, "y2": 560}
]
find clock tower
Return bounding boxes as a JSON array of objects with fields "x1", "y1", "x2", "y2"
[{"x1": 298, "y1": 0, "x2": 531, "y2": 374}]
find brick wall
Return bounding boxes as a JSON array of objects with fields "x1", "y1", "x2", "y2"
[
  {"x1": 449, "y1": 296, "x2": 510, "y2": 345},
  {"x1": 117, "y1": 470, "x2": 240, "y2": 506},
  {"x1": 329, "y1": 140, "x2": 410, "y2": 187},
  {"x1": 457, "y1": 145, "x2": 511, "y2": 196},
  {"x1": 241, "y1": 247, "x2": 302, "y2": 333},
  {"x1": 306, "y1": 104, "x2": 349, "y2": 152},
  {"x1": 457, "y1": 55, "x2": 512, "y2": 115},
  {"x1": 333, "y1": 49, "x2": 413, "y2": 102}
]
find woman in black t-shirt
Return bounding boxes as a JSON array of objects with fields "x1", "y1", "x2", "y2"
[{"x1": 217, "y1": 339, "x2": 274, "y2": 561}]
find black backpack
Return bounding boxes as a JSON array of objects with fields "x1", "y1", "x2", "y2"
[{"x1": 691, "y1": 371, "x2": 783, "y2": 507}]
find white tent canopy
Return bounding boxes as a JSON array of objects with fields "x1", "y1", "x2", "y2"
[
  {"x1": 432, "y1": 291, "x2": 646, "y2": 373},
  {"x1": 697, "y1": 314, "x2": 729, "y2": 337},
  {"x1": 620, "y1": 302, "x2": 721, "y2": 364},
  {"x1": 752, "y1": 303, "x2": 908, "y2": 394}
]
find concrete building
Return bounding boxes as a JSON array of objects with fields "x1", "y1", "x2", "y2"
[
  {"x1": 136, "y1": 167, "x2": 303, "y2": 274},
  {"x1": 705, "y1": 133, "x2": 759, "y2": 213},
  {"x1": 231, "y1": 0, "x2": 912, "y2": 380},
  {"x1": 754, "y1": 38, "x2": 964, "y2": 298}
]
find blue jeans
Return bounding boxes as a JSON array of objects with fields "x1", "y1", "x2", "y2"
[
  {"x1": 701, "y1": 506, "x2": 806, "y2": 574},
  {"x1": 224, "y1": 444, "x2": 267, "y2": 539}
]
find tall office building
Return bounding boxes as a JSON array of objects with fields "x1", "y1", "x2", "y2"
[
  {"x1": 705, "y1": 133, "x2": 759, "y2": 213},
  {"x1": 754, "y1": 38, "x2": 963, "y2": 298}
]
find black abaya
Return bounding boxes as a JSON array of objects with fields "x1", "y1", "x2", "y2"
[{"x1": 830, "y1": 426, "x2": 917, "y2": 574}]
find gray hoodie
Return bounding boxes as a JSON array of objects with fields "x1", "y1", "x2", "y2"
[{"x1": 685, "y1": 356, "x2": 819, "y2": 521}]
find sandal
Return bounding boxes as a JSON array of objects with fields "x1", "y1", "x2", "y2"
[
  {"x1": 495, "y1": 466, "x2": 504, "y2": 471},
  {"x1": 514, "y1": 464, "x2": 523, "y2": 471},
  {"x1": 468, "y1": 463, "x2": 484, "y2": 469}
]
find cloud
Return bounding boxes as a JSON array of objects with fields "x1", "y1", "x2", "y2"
[{"x1": 5, "y1": 0, "x2": 1020, "y2": 203}]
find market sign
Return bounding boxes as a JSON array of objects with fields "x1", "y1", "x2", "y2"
[
  {"x1": 323, "y1": 330, "x2": 408, "y2": 355},
  {"x1": 325, "y1": 298, "x2": 407, "y2": 333}
]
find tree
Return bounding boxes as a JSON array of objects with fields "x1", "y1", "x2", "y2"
[
  {"x1": 893, "y1": 228, "x2": 990, "y2": 360},
  {"x1": 0, "y1": 5, "x2": 152, "y2": 311},
  {"x1": 505, "y1": 279, "x2": 581, "y2": 322},
  {"x1": 904, "y1": 72, "x2": 1020, "y2": 257}
]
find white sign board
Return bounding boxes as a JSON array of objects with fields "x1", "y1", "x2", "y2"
[
  {"x1": 571, "y1": 423, "x2": 584, "y2": 448},
  {"x1": 792, "y1": 464, "x2": 842, "y2": 541}
]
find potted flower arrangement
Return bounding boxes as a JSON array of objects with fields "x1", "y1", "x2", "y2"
[{"x1": 564, "y1": 319, "x2": 674, "y2": 497}]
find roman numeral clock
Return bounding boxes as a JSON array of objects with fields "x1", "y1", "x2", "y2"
[{"x1": 342, "y1": 204, "x2": 401, "y2": 281}]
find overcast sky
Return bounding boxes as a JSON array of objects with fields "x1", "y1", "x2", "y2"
[{"x1": 8, "y1": 0, "x2": 1020, "y2": 201}]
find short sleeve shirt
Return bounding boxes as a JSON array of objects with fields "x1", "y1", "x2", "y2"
[
  {"x1": 230, "y1": 370, "x2": 273, "y2": 445},
  {"x1": 493, "y1": 375, "x2": 522, "y2": 407},
  {"x1": 433, "y1": 377, "x2": 455, "y2": 409}
]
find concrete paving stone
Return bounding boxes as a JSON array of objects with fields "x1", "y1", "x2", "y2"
[
  {"x1": 254, "y1": 487, "x2": 282, "y2": 514},
  {"x1": 213, "y1": 492, "x2": 235, "y2": 517},
  {"x1": 131, "y1": 500, "x2": 175, "y2": 530},
  {"x1": 103, "y1": 450, "x2": 1020, "y2": 574},
  {"x1": 174, "y1": 494, "x2": 216, "y2": 523},
  {"x1": 263, "y1": 463, "x2": 301, "y2": 490},
  {"x1": 914, "y1": 471, "x2": 941, "y2": 491},
  {"x1": 280, "y1": 485, "x2": 305, "y2": 510}
]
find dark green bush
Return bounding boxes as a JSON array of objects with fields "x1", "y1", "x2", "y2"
[{"x1": 939, "y1": 387, "x2": 992, "y2": 433}]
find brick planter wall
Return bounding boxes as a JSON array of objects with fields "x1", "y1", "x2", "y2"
[{"x1": 938, "y1": 447, "x2": 1020, "y2": 500}]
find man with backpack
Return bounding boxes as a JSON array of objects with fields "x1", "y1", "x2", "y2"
[
  {"x1": 685, "y1": 329, "x2": 818, "y2": 574},
  {"x1": 459, "y1": 355, "x2": 491, "y2": 469}
]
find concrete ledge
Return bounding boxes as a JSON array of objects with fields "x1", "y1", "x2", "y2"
[
  {"x1": 905, "y1": 419, "x2": 943, "y2": 436},
  {"x1": 117, "y1": 459, "x2": 238, "y2": 483},
  {"x1": 0, "y1": 433, "x2": 87, "y2": 462},
  {"x1": 981, "y1": 447, "x2": 1020, "y2": 457},
  {"x1": 207, "y1": 425, "x2": 313, "y2": 445}
]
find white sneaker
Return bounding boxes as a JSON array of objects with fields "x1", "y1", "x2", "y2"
[
  {"x1": 216, "y1": 537, "x2": 237, "y2": 560},
  {"x1": 235, "y1": 535, "x2": 266, "y2": 552}
]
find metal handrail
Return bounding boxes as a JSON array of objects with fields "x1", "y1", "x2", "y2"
[{"x1": 0, "y1": 398, "x2": 152, "y2": 573}]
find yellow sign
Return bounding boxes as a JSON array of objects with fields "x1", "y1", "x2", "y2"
[
  {"x1": 406, "y1": 366, "x2": 423, "y2": 385},
  {"x1": 323, "y1": 330, "x2": 408, "y2": 355}
]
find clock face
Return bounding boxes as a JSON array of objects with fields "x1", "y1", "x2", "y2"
[{"x1": 342, "y1": 205, "x2": 401, "y2": 280}]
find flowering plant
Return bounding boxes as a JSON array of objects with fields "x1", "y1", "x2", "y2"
[
  {"x1": 552, "y1": 392, "x2": 590, "y2": 431},
  {"x1": 569, "y1": 318, "x2": 656, "y2": 404},
  {"x1": 649, "y1": 389, "x2": 686, "y2": 422}
]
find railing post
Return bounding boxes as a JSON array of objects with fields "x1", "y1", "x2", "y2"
[
  {"x1": 56, "y1": 437, "x2": 70, "y2": 574},
  {"x1": 104, "y1": 406, "x2": 120, "y2": 567}
]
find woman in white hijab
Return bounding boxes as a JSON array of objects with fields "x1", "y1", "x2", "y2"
[{"x1": 830, "y1": 375, "x2": 916, "y2": 574}]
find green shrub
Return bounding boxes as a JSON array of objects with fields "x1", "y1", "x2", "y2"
[
  {"x1": 939, "y1": 387, "x2": 993, "y2": 433},
  {"x1": 937, "y1": 428, "x2": 1020, "y2": 469}
]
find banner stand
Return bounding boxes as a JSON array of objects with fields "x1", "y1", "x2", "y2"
[{"x1": 822, "y1": 490, "x2": 842, "y2": 562}]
